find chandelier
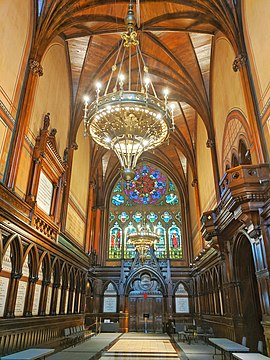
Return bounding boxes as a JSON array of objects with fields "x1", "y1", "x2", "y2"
[
  {"x1": 83, "y1": 1, "x2": 174, "y2": 182},
  {"x1": 127, "y1": 221, "x2": 159, "y2": 261}
]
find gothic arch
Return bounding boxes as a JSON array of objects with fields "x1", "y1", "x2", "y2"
[
  {"x1": 125, "y1": 266, "x2": 167, "y2": 296},
  {"x1": 3, "y1": 234, "x2": 23, "y2": 273}
]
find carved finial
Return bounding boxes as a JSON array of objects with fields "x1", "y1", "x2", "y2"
[
  {"x1": 206, "y1": 139, "x2": 215, "y2": 148},
  {"x1": 232, "y1": 53, "x2": 247, "y2": 72},
  {"x1": 49, "y1": 128, "x2": 57, "y2": 137},
  {"x1": 191, "y1": 178, "x2": 198, "y2": 187},
  {"x1": 29, "y1": 59, "x2": 43, "y2": 76},
  {"x1": 43, "y1": 113, "x2": 50, "y2": 130},
  {"x1": 63, "y1": 147, "x2": 69, "y2": 163}
]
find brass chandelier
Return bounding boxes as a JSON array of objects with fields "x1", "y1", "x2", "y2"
[
  {"x1": 83, "y1": 1, "x2": 175, "y2": 181},
  {"x1": 127, "y1": 221, "x2": 159, "y2": 261}
]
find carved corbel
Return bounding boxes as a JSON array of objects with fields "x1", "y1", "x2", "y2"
[
  {"x1": 232, "y1": 53, "x2": 247, "y2": 72},
  {"x1": 29, "y1": 59, "x2": 44, "y2": 77},
  {"x1": 191, "y1": 178, "x2": 198, "y2": 187},
  {"x1": 206, "y1": 139, "x2": 215, "y2": 148}
]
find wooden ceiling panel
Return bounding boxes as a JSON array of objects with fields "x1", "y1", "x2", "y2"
[{"x1": 35, "y1": 0, "x2": 238, "y2": 177}]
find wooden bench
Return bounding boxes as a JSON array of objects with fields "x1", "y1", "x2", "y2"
[{"x1": 62, "y1": 325, "x2": 93, "y2": 346}]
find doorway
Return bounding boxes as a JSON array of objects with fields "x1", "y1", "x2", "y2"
[
  {"x1": 127, "y1": 272, "x2": 164, "y2": 333},
  {"x1": 235, "y1": 236, "x2": 264, "y2": 351}
]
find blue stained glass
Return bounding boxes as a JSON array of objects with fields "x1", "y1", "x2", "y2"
[
  {"x1": 112, "y1": 194, "x2": 124, "y2": 206},
  {"x1": 169, "y1": 181, "x2": 175, "y2": 191},
  {"x1": 124, "y1": 165, "x2": 166, "y2": 205},
  {"x1": 133, "y1": 212, "x2": 143, "y2": 223},
  {"x1": 109, "y1": 212, "x2": 115, "y2": 222},
  {"x1": 38, "y1": 0, "x2": 44, "y2": 16},
  {"x1": 118, "y1": 212, "x2": 129, "y2": 223},
  {"x1": 113, "y1": 181, "x2": 122, "y2": 192},
  {"x1": 161, "y1": 211, "x2": 172, "y2": 223},
  {"x1": 147, "y1": 212, "x2": 158, "y2": 223},
  {"x1": 166, "y1": 193, "x2": 179, "y2": 205}
]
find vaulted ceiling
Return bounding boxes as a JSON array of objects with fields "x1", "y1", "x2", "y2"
[{"x1": 34, "y1": 0, "x2": 240, "y2": 187}]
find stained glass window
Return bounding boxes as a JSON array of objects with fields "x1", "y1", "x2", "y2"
[
  {"x1": 169, "y1": 222, "x2": 182, "y2": 259},
  {"x1": 38, "y1": 0, "x2": 44, "y2": 16},
  {"x1": 109, "y1": 222, "x2": 122, "y2": 259},
  {"x1": 109, "y1": 163, "x2": 183, "y2": 260}
]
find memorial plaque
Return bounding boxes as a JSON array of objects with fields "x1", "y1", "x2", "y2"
[
  {"x1": 56, "y1": 288, "x2": 61, "y2": 315},
  {"x1": 45, "y1": 286, "x2": 52, "y2": 315},
  {"x1": 175, "y1": 297, "x2": 189, "y2": 313},
  {"x1": 103, "y1": 297, "x2": 117, "y2": 313},
  {"x1": 32, "y1": 284, "x2": 41, "y2": 316},
  {"x1": 2, "y1": 246, "x2": 12, "y2": 273},
  {"x1": 36, "y1": 171, "x2": 53, "y2": 215},
  {"x1": 14, "y1": 281, "x2": 27, "y2": 316},
  {"x1": 0, "y1": 277, "x2": 9, "y2": 317}
]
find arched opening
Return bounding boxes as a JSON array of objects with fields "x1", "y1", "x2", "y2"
[
  {"x1": 234, "y1": 235, "x2": 264, "y2": 351},
  {"x1": 85, "y1": 280, "x2": 93, "y2": 313},
  {"x1": 231, "y1": 153, "x2": 239, "y2": 168},
  {"x1": 238, "y1": 139, "x2": 252, "y2": 165}
]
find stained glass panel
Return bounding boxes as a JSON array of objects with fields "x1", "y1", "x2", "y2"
[
  {"x1": 109, "y1": 222, "x2": 122, "y2": 259},
  {"x1": 154, "y1": 222, "x2": 166, "y2": 258},
  {"x1": 169, "y1": 222, "x2": 182, "y2": 259},
  {"x1": 147, "y1": 212, "x2": 158, "y2": 223},
  {"x1": 124, "y1": 165, "x2": 167, "y2": 204},
  {"x1": 124, "y1": 222, "x2": 136, "y2": 258},
  {"x1": 118, "y1": 212, "x2": 129, "y2": 223},
  {"x1": 108, "y1": 163, "x2": 183, "y2": 260}
]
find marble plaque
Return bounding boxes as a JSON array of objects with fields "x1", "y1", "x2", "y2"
[
  {"x1": 0, "y1": 277, "x2": 9, "y2": 317},
  {"x1": 103, "y1": 296, "x2": 117, "y2": 313},
  {"x1": 32, "y1": 284, "x2": 41, "y2": 316},
  {"x1": 45, "y1": 286, "x2": 52, "y2": 315},
  {"x1": 2, "y1": 246, "x2": 12, "y2": 273},
  {"x1": 56, "y1": 288, "x2": 61, "y2": 315},
  {"x1": 14, "y1": 281, "x2": 27, "y2": 316},
  {"x1": 36, "y1": 171, "x2": 53, "y2": 215},
  {"x1": 175, "y1": 297, "x2": 189, "y2": 313}
]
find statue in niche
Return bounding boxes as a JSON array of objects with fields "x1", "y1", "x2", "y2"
[{"x1": 43, "y1": 113, "x2": 50, "y2": 130}]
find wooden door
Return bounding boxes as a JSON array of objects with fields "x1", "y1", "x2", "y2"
[{"x1": 128, "y1": 296, "x2": 163, "y2": 332}]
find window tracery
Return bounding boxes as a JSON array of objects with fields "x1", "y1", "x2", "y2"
[{"x1": 108, "y1": 164, "x2": 182, "y2": 260}]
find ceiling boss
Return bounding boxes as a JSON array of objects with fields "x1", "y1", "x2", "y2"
[{"x1": 83, "y1": 0, "x2": 175, "y2": 183}]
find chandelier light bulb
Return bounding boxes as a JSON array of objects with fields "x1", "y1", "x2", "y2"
[
  {"x1": 170, "y1": 103, "x2": 175, "y2": 110},
  {"x1": 163, "y1": 88, "x2": 169, "y2": 97},
  {"x1": 96, "y1": 82, "x2": 102, "y2": 90},
  {"x1": 83, "y1": 95, "x2": 90, "y2": 104}
]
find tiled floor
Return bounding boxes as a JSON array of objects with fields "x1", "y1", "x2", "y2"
[
  {"x1": 47, "y1": 333, "x2": 121, "y2": 360},
  {"x1": 101, "y1": 333, "x2": 179, "y2": 359},
  {"x1": 46, "y1": 332, "x2": 218, "y2": 360}
]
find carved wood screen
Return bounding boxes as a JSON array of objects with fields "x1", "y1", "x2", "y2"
[{"x1": 26, "y1": 113, "x2": 66, "y2": 241}]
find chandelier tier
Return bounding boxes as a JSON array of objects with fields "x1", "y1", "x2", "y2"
[{"x1": 83, "y1": 2, "x2": 174, "y2": 181}]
